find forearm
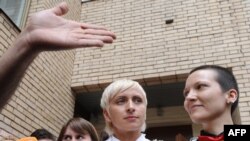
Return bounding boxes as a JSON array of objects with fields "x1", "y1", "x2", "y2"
[{"x1": 0, "y1": 36, "x2": 38, "y2": 109}]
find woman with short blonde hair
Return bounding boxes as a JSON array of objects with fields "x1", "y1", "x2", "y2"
[{"x1": 100, "y1": 79, "x2": 149, "y2": 141}]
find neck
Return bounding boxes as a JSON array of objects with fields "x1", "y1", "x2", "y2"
[
  {"x1": 202, "y1": 110, "x2": 233, "y2": 135},
  {"x1": 113, "y1": 130, "x2": 141, "y2": 141}
]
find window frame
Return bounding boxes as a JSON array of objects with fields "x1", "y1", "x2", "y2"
[
  {"x1": 81, "y1": 0, "x2": 93, "y2": 3},
  {"x1": 0, "y1": 0, "x2": 30, "y2": 29}
]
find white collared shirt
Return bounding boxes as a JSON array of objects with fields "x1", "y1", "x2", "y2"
[{"x1": 105, "y1": 133, "x2": 150, "y2": 141}]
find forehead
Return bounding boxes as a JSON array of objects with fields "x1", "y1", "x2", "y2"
[
  {"x1": 64, "y1": 127, "x2": 78, "y2": 134},
  {"x1": 113, "y1": 88, "x2": 145, "y2": 98},
  {"x1": 187, "y1": 69, "x2": 218, "y2": 83}
]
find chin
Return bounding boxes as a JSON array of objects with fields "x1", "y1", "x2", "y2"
[
  {"x1": 190, "y1": 115, "x2": 205, "y2": 124},
  {"x1": 124, "y1": 126, "x2": 141, "y2": 132}
]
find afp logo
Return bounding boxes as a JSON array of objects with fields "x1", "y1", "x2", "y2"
[{"x1": 224, "y1": 125, "x2": 250, "y2": 141}]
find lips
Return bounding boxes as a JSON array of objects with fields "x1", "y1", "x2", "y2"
[{"x1": 124, "y1": 116, "x2": 138, "y2": 120}]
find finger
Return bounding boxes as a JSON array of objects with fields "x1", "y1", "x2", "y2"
[
  {"x1": 77, "y1": 39, "x2": 104, "y2": 47},
  {"x1": 52, "y1": 2, "x2": 69, "y2": 16},
  {"x1": 80, "y1": 23, "x2": 108, "y2": 30},
  {"x1": 72, "y1": 22, "x2": 116, "y2": 39},
  {"x1": 83, "y1": 29, "x2": 116, "y2": 39},
  {"x1": 79, "y1": 34, "x2": 115, "y2": 43}
]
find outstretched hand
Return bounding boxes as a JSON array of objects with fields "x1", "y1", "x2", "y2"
[
  {"x1": 21, "y1": 2, "x2": 116, "y2": 51},
  {"x1": 0, "y1": 2, "x2": 116, "y2": 110}
]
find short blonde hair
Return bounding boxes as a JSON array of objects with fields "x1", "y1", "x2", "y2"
[{"x1": 100, "y1": 79, "x2": 148, "y2": 135}]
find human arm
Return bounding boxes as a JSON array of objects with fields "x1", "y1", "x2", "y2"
[{"x1": 0, "y1": 2, "x2": 116, "y2": 109}]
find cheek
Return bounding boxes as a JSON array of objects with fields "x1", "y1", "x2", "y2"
[
  {"x1": 140, "y1": 106, "x2": 147, "y2": 116},
  {"x1": 109, "y1": 107, "x2": 123, "y2": 117},
  {"x1": 183, "y1": 101, "x2": 188, "y2": 111},
  {"x1": 212, "y1": 96, "x2": 227, "y2": 107},
  {"x1": 204, "y1": 93, "x2": 224, "y2": 103}
]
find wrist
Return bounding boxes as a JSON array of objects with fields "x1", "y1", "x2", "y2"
[
  {"x1": 14, "y1": 29, "x2": 41, "y2": 56},
  {"x1": 11, "y1": 33, "x2": 39, "y2": 61}
]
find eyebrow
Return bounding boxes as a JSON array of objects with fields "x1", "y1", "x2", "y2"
[{"x1": 63, "y1": 134, "x2": 71, "y2": 138}]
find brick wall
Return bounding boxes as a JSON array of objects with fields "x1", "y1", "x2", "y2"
[
  {"x1": 73, "y1": 0, "x2": 250, "y2": 126},
  {"x1": 1, "y1": 0, "x2": 250, "y2": 139},
  {"x1": 0, "y1": 0, "x2": 81, "y2": 139}
]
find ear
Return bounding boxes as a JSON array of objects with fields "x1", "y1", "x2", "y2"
[
  {"x1": 103, "y1": 109, "x2": 111, "y2": 122},
  {"x1": 226, "y1": 89, "x2": 238, "y2": 104}
]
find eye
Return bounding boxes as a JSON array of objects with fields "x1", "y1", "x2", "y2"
[
  {"x1": 133, "y1": 96, "x2": 143, "y2": 104},
  {"x1": 63, "y1": 135, "x2": 72, "y2": 141},
  {"x1": 76, "y1": 135, "x2": 84, "y2": 139},
  {"x1": 196, "y1": 83, "x2": 207, "y2": 90},
  {"x1": 115, "y1": 97, "x2": 126, "y2": 105},
  {"x1": 183, "y1": 90, "x2": 189, "y2": 98}
]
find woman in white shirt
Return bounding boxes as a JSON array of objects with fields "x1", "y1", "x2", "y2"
[{"x1": 100, "y1": 79, "x2": 150, "y2": 141}]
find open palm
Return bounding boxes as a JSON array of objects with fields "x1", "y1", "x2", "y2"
[{"x1": 23, "y1": 2, "x2": 116, "y2": 51}]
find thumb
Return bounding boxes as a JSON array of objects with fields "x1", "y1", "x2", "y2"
[{"x1": 52, "y1": 2, "x2": 69, "y2": 16}]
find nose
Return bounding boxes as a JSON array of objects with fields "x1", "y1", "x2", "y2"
[
  {"x1": 71, "y1": 137, "x2": 78, "y2": 141},
  {"x1": 126, "y1": 100, "x2": 135, "y2": 113},
  {"x1": 185, "y1": 90, "x2": 197, "y2": 101}
]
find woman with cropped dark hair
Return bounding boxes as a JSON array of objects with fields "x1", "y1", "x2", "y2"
[{"x1": 183, "y1": 65, "x2": 239, "y2": 141}]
